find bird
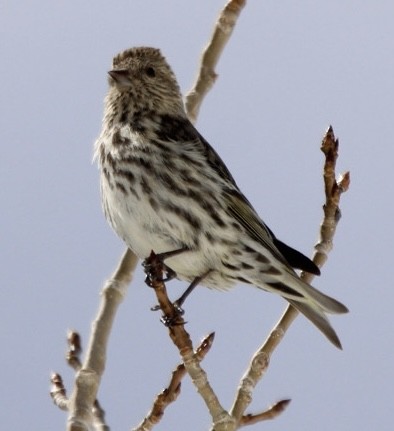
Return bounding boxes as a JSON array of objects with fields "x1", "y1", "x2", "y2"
[{"x1": 94, "y1": 46, "x2": 348, "y2": 348}]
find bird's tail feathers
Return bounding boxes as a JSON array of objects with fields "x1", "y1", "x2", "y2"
[
  {"x1": 287, "y1": 299, "x2": 343, "y2": 349},
  {"x1": 294, "y1": 277, "x2": 348, "y2": 315},
  {"x1": 263, "y1": 274, "x2": 347, "y2": 348}
]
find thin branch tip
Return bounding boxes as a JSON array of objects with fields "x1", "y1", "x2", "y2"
[
  {"x1": 226, "y1": 0, "x2": 247, "y2": 13},
  {"x1": 202, "y1": 331, "x2": 216, "y2": 347},
  {"x1": 273, "y1": 398, "x2": 291, "y2": 412},
  {"x1": 338, "y1": 171, "x2": 351, "y2": 191},
  {"x1": 241, "y1": 398, "x2": 291, "y2": 426},
  {"x1": 66, "y1": 330, "x2": 82, "y2": 371},
  {"x1": 50, "y1": 372, "x2": 69, "y2": 411}
]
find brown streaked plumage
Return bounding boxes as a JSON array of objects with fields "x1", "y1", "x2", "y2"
[{"x1": 95, "y1": 47, "x2": 348, "y2": 348}]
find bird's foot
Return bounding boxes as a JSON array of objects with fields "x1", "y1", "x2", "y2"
[
  {"x1": 159, "y1": 309, "x2": 186, "y2": 327},
  {"x1": 150, "y1": 299, "x2": 185, "y2": 315},
  {"x1": 142, "y1": 248, "x2": 186, "y2": 287}
]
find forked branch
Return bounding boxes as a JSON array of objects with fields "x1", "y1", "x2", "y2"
[
  {"x1": 51, "y1": 331, "x2": 109, "y2": 430},
  {"x1": 65, "y1": 249, "x2": 138, "y2": 431},
  {"x1": 230, "y1": 126, "x2": 350, "y2": 424},
  {"x1": 133, "y1": 333, "x2": 215, "y2": 431}
]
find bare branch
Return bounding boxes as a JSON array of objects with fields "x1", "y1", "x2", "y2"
[
  {"x1": 66, "y1": 330, "x2": 82, "y2": 371},
  {"x1": 313, "y1": 125, "x2": 350, "y2": 271},
  {"x1": 65, "y1": 331, "x2": 110, "y2": 429},
  {"x1": 50, "y1": 373, "x2": 69, "y2": 411},
  {"x1": 91, "y1": 399, "x2": 110, "y2": 431},
  {"x1": 185, "y1": 0, "x2": 246, "y2": 123},
  {"x1": 230, "y1": 126, "x2": 350, "y2": 423},
  {"x1": 240, "y1": 399, "x2": 291, "y2": 427},
  {"x1": 143, "y1": 252, "x2": 234, "y2": 430},
  {"x1": 66, "y1": 248, "x2": 138, "y2": 431},
  {"x1": 133, "y1": 333, "x2": 215, "y2": 431},
  {"x1": 51, "y1": 331, "x2": 82, "y2": 413}
]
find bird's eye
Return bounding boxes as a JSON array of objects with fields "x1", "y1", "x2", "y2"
[{"x1": 145, "y1": 67, "x2": 156, "y2": 77}]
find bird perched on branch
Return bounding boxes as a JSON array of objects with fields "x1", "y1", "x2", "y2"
[{"x1": 95, "y1": 46, "x2": 348, "y2": 348}]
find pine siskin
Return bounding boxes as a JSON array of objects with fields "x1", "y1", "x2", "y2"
[{"x1": 94, "y1": 47, "x2": 348, "y2": 348}]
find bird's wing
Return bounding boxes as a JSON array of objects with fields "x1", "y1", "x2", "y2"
[
  {"x1": 195, "y1": 129, "x2": 239, "y2": 187},
  {"x1": 157, "y1": 115, "x2": 239, "y2": 186},
  {"x1": 223, "y1": 188, "x2": 291, "y2": 266},
  {"x1": 266, "y1": 227, "x2": 320, "y2": 275},
  {"x1": 196, "y1": 125, "x2": 320, "y2": 275},
  {"x1": 224, "y1": 189, "x2": 321, "y2": 275},
  {"x1": 169, "y1": 117, "x2": 320, "y2": 275}
]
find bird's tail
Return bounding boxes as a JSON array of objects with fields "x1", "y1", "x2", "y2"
[
  {"x1": 294, "y1": 278, "x2": 348, "y2": 315},
  {"x1": 266, "y1": 275, "x2": 348, "y2": 349},
  {"x1": 287, "y1": 298, "x2": 344, "y2": 349}
]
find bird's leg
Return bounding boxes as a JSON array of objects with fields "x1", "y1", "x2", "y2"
[
  {"x1": 150, "y1": 268, "x2": 211, "y2": 314},
  {"x1": 153, "y1": 271, "x2": 211, "y2": 326},
  {"x1": 154, "y1": 247, "x2": 189, "y2": 282},
  {"x1": 161, "y1": 266, "x2": 176, "y2": 283},
  {"x1": 172, "y1": 270, "x2": 211, "y2": 315}
]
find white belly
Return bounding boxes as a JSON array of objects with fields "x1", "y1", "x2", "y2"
[{"x1": 101, "y1": 177, "x2": 235, "y2": 289}]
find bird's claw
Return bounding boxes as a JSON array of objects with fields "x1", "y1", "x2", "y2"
[
  {"x1": 144, "y1": 267, "x2": 175, "y2": 288},
  {"x1": 150, "y1": 300, "x2": 185, "y2": 315},
  {"x1": 172, "y1": 300, "x2": 185, "y2": 316},
  {"x1": 143, "y1": 251, "x2": 177, "y2": 287},
  {"x1": 160, "y1": 312, "x2": 187, "y2": 327},
  {"x1": 162, "y1": 266, "x2": 177, "y2": 282}
]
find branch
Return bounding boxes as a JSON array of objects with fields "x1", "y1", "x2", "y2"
[
  {"x1": 133, "y1": 333, "x2": 215, "y2": 431},
  {"x1": 51, "y1": 331, "x2": 110, "y2": 430},
  {"x1": 66, "y1": 330, "x2": 82, "y2": 371},
  {"x1": 314, "y1": 125, "x2": 350, "y2": 269},
  {"x1": 143, "y1": 252, "x2": 234, "y2": 431},
  {"x1": 185, "y1": 0, "x2": 246, "y2": 123},
  {"x1": 230, "y1": 126, "x2": 350, "y2": 424},
  {"x1": 50, "y1": 373, "x2": 68, "y2": 411},
  {"x1": 240, "y1": 399, "x2": 291, "y2": 427},
  {"x1": 66, "y1": 249, "x2": 138, "y2": 431}
]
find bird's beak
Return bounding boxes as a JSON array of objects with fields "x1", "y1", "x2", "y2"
[{"x1": 108, "y1": 69, "x2": 132, "y2": 87}]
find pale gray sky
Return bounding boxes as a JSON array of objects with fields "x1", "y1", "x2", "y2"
[{"x1": 1, "y1": 1, "x2": 392, "y2": 430}]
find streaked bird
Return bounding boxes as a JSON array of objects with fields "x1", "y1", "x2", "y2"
[{"x1": 95, "y1": 47, "x2": 348, "y2": 348}]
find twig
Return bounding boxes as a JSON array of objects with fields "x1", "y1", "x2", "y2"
[
  {"x1": 67, "y1": 331, "x2": 110, "y2": 430},
  {"x1": 314, "y1": 125, "x2": 350, "y2": 269},
  {"x1": 66, "y1": 248, "x2": 138, "y2": 431},
  {"x1": 185, "y1": 0, "x2": 246, "y2": 123},
  {"x1": 50, "y1": 373, "x2": 69, "y2": 411},
  {"x1": 91, "y1": 400, "x2": 110, "y2": 431},
  {"x1": 143, "y1": 252, "x2": 234, "y2": 430},
  {"x1": 51, "y1": 332, "x2": 82, "y2": 412},
  {"x1": 133, "y1": 333, "x2": 215, "y2": 431},
  {"x1": 230, "y1": 126, "x2": 350, "y2": 424},
  {"x1": 66, "y1": 330, "x2": 82, "y2": 371},
  {"x1": 51, "y1": 331, "x2": 110, "y2": 429},
  {"x1": 240, "y1": 399, "x2": 291, "y2": 427}
]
